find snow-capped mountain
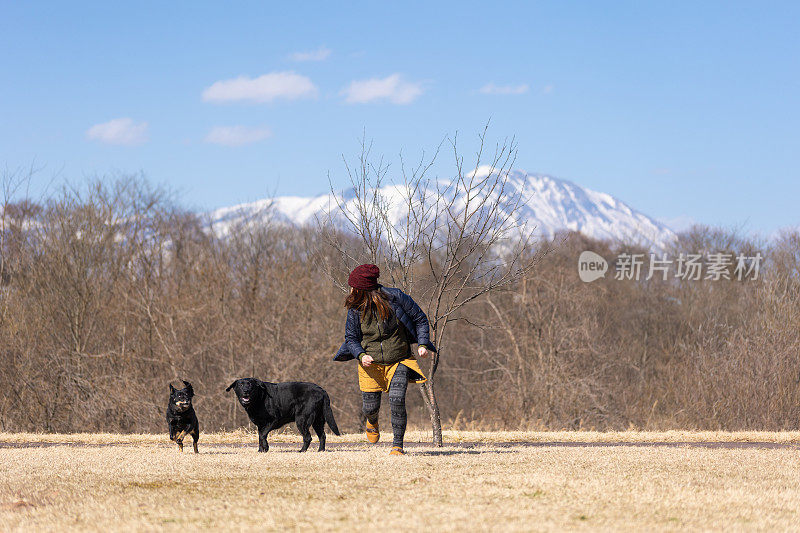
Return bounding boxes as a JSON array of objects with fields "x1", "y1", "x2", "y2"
[{"x1": 209, "y1": 168, "x2": 677, "y2": 250}]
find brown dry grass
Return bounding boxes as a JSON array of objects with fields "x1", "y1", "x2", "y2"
[
  {"x1": 1, "y1": 432, "x2": 799, "y2": 531},
  {"x1": 2, "y1": 429, "x2": 800, "y2": 445}
]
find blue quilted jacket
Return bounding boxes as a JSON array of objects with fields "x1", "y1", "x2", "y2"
[{"x1": 334, "y1": 286, "x2": 436, "y2": 361}]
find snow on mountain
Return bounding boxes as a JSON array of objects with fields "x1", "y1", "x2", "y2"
[{"x1": 209, "y1": 168, "x2": 677, "y2": 250}]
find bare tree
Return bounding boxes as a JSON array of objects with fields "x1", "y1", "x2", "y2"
[{"x1": 320, "y1": 124, "x2": 552, "y2": 445}]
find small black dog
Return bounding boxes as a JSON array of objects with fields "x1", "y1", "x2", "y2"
[
  {"x1": 166, "y1": 380, "x2": 199, "y2": 453},
  {"x1": 226, "y1": 378, "x2": 340, "y2": 452}
]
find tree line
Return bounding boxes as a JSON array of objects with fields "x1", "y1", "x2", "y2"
[{"x1": 0, "y1": 168, "x2": 798, "y2": 435}]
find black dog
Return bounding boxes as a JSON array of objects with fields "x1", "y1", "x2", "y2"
[
  {"x1": 226, "y1": 378, "x2": 340, "y2": 452},
  {"x1": 166, "y1": 380, "x2": 199, "y2": 453}
]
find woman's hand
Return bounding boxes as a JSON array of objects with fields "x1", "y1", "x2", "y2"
[
  {"x1": 361, "y1": 355, "x2": 374, "y2": 367},
  {"x1": 418, "y1": 346, "x2": 431, "y2": 358}
]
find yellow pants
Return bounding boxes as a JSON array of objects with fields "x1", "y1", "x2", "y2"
[{"x1": 357, "y1": 358, "x2": 427, "y2": 392}]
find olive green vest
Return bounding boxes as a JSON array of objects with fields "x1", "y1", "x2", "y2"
[{"x1": 360, "y1": 310, "x2": 411, "y2": 364}]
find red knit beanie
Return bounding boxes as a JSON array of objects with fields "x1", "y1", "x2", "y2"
[{"x1": 348, "y1": 264, "x2": 380, "y2": 290}]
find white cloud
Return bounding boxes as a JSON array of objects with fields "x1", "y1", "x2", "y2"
[
  {"x1": 289, "y1": 46, "x2": 331, "y2": 62},
  {"x1": 202, "y1": 72, "x2": 318, "y2": 103},
  {"x1": 341, "y1": 74, "x2": 423, "y2": 104},
  {"x1": 479, "y1": 83, "x2": 529, "y2": 95},
  {"x1": 204, "y1": 126, "x2": 272, "y2": 146},
  {"x1": 86, "y1": 118, "x2": 148, "y2": 145},
  {"x1": 542, "y1": 84, "x2": 554, "y2": 94}
]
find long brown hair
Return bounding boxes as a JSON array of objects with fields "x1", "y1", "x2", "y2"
[{"x1": 345, "y1": 288, "x2": 392, "y2": 321}]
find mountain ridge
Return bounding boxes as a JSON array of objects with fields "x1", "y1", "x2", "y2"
[{"x1": 209, "y1": 169, "x2": 677, "y2": 250}]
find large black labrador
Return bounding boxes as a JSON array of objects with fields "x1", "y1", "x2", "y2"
[{"x1": 226, "y1": 378, "x2": 340, "y2": 452}]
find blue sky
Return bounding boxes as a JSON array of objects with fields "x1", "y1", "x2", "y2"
[{"x1": 1, "y1": 1, "x2": 798, "y2": 235}]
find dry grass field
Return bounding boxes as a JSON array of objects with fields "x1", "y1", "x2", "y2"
[{"x1": 1, "y1": 431, "x2": 799, "y2": 531}]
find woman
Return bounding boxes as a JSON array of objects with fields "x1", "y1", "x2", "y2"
[{"x1": 334, "y1": 264, "x2": 435, "y2": 455}]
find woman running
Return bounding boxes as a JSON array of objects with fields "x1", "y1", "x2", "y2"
[{"x1": 334, "y1": 264, "x2": 435, "y2": 455}]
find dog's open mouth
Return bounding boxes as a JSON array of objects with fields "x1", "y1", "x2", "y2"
[{"x1": 240, "y1": 397, "x2": 250, "y2": 405}]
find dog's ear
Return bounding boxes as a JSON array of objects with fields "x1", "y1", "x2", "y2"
[
  {"x1": 183, "y1": 380, "x2": 194, "y2": 397},
  {"x1": 257, "y1": 380, "x2": 270, "y2": 397},
  {"x1": 225, "y1": 380, "x2": 238, "y2": 392},
  {"x1": 169, "y1": 383, "x2": 176, "y2": 393}
]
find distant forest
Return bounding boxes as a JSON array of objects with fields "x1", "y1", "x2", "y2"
[{"x1": 0, "y1": 174, "x2": 798, "y2": 433}]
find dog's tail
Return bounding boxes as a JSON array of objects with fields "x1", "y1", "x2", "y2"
[{"x1": 323, "y1": 393, "x2": 341, "y2": 436}]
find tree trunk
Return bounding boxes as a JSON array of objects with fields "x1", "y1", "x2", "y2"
[{"x1": 420, "y1": 379, "x2": 443, "y2": 447}]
